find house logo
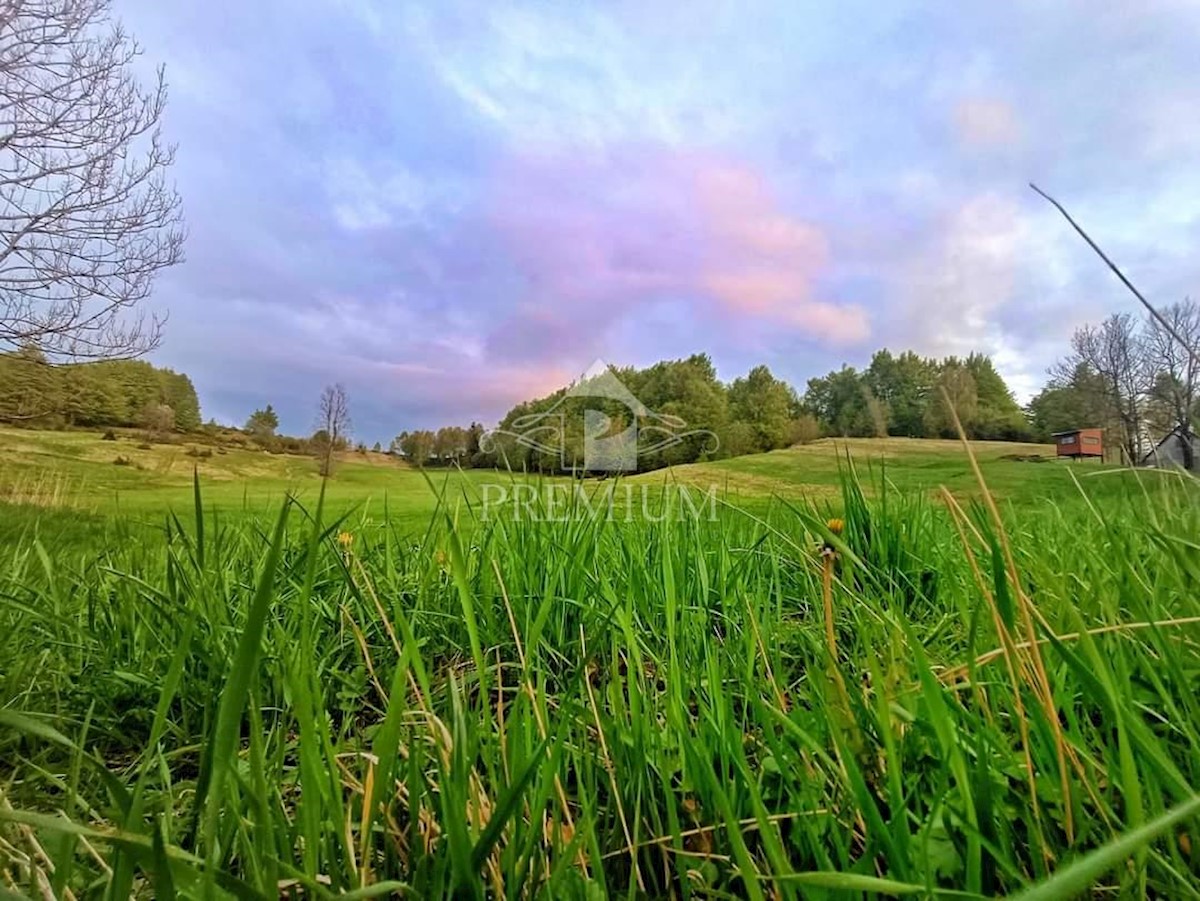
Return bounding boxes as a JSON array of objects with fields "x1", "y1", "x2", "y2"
[{"x1": 481, "y1": 359, "x2": 719, "y2": 472}]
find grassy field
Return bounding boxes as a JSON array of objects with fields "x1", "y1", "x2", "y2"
[
  {"x1": 0, "y1": 427, "x2": 504, "y2": 538},
  {"x1": 3, "y1": 426, "x2": 1200, "y2": 897},
  {"x1": 0, "y1": 426, "x2": 1120, "y2": 536}
]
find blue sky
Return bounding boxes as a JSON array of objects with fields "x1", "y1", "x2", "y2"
[{"x1": 116, "y1": 0, "x2": 1200, "y2": 444}]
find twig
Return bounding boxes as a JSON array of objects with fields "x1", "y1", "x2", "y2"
[
  {"x1": 1030, "y1": 183, "x2": 1200, "y2": 368},
  {"x1": 600, "y1": 810, "x2": 829, "y2": 861},
  {"x1": 940, "y1": 615, "x2": 1200, "y2": 686}
]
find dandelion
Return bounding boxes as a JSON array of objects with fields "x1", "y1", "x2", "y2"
[
  {"x1": 823, "y1": 518, "x2": 844, "y2": 552},
  {"x1": 337, "y1": 531, "x2": 354, "y2": 553}
]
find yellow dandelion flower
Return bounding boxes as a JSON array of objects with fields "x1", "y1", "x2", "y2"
[
  {"x1": 337, "y1": 531, "x2": 354, "y2": 549},
  {"x1": 821, "y1": 518, "x2": 844, "y2": 555}
]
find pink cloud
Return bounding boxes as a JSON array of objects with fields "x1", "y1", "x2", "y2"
[
  {"x1": 484, "y1": 148, "x2": 868, "y2": 360},
  {"x1": 691, "y1": 161, "x2": 868, "y2": 342}
]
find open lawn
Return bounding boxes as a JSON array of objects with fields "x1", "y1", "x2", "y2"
[
  {"x1": 0, "y1": 426, "x2": 1134, "y2": 541},
  {"x1": 0, "y1": 427, "x2": 520, "y2": 546},
  {"x1": 3, "y1": 427, "x2": 1200, "y2": 898},
  {"x1": 655, "y1": 437, "x2": 1108, "y2": 503}
]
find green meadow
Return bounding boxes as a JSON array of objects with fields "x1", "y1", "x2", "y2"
[
  {"x1": 3, "y1": 426, "x2": 1200, "y2": 898},
  {"x1": 0, "y1": 426, "x2": 1121, "y2": 539}
]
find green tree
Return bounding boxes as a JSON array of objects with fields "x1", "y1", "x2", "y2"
[
  {"x1": 1027, "y1": 364, "x2": 1110, "y2": 441},
  {"x1": 963, "y1": 353, "x2": 1027, "y2": 439},
  {"x1": 924, "y1": 359, "x2": 978, "y2": 437},
  {"x1": 864, "y1": 350, "x2": 934, "y2": 436},
  {"x1": 466, "y1": 422, "x2": 485, "y2": 457},
  {"x1": 93, "y1": 360, "x2": 160, "y2": 424},
  {"x1": 61, "y1": 364, "x2": 123, "y2": 426},
  {"x1": 804, "y1": 366, "x2": 871, "y2": 436},
  {"x1": 434, "y1": 426, "x2": 469, "y2": 464},
  {"x1": 246, "y1": 405, "x2": 280, "y2": 440},
  {"x1": 634, "y1": 354, "x2": 729, "y2": 466},
  {"x1": 728, "y1": 364, "x2": 797, "y2": 452},
  {"x1": 719, "y1": 420, "x2": 760, "y2": 458},
  {"x1": 159, "y1": 370, "x2": 201, "y2": 430},
  {"x1": 0, "y1": 345, "x2": 61, "y2": 424},
  {"x1": 396, "y1": 430, "x2": 436, "y2": 465}
]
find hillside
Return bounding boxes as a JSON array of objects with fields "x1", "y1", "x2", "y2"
[
  {"x1": 1, "y1": 425, "x2": 1121, "y2": 530},
  {"x1": 654, "y1": 436, "x2": 1071, "y2": 500}
]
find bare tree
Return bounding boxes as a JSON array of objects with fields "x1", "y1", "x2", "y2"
[
  {"x1": 315, "y1": 383, "x2": 350, "y2": 476},
  {"x1": 1145, "y1": 299, "x2": 1200, "y2": 470},
  {"x1": 0, "y1": 0, "x2": 185, "y2": 360},
  {"x1": 1061, "y1": 313, "x2": 1149, "y2": 464}
]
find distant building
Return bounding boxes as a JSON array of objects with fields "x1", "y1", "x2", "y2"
[
  {"x1": 1053, "y1": 428, "x2": 1103, "y2": 460},
  {"x1": 1140, "y1": 427, "x2": 1199, "y2": 469}
]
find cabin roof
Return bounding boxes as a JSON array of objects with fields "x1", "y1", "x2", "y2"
[
  {"x1": 1051, "y1": 428, "x2": 1099, "y2": 436},
  {"x1": 1140, "y1": 426, "x2": 1200, "y2": 465},
  {"x1": 1143, "y1": 425, "x2": 1198, "y2": 451}
]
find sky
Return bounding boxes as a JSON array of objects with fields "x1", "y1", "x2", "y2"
[{"x1": 113, "y1": 0, "x2": 1200, "y2": 444}]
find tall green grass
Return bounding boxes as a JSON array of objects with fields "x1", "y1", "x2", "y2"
[{"x1": 2, "y1": 466, "x2": 1199, "y2": 898}]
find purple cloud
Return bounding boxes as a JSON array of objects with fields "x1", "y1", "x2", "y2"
[{"x1": 482, "y1": 148, "x2": 867, "y2": 365}]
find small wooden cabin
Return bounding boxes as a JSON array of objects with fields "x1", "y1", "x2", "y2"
[{"x1": 1053, "y1": 428, "x2": 1103, "y2": 459}]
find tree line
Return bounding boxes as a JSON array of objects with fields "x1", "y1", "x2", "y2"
[
  {"x1": 387, "y1": 355, "x2": 816, "y2": 473},
  {"x1": 384, "y1": 352, "x2": 1036, "y2": 473},
  {"x1": 9, "y1": 308, "x2": 1192, "y2": 477},
  {"x1": 0, "y1": 346, "x2": 200, "y2": 432},
  {"x1": 803, "y1": 350, "x2": 1029, "y2": 441}
]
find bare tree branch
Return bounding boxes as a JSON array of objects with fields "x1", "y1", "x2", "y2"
[
  {"x1": 0, "y1": 0, "x2": 184, "y2": 361},
  {"x1": 1145, "y1": 299, "x2": 1200, "y2": 469}
]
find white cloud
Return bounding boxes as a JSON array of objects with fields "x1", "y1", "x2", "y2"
[
  {"x1": 904, "y1": 193, "x2": 1027, "y2": 355},
  {"x1": 402, "y1": 4, "x2": 750, "y2": 147},
  {"x1": 324, "y1": 157, "x2": 466, "y2": 232}
]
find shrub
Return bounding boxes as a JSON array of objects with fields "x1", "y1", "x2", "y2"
[
  {"x1": 788, "y1": 414, "x2": 823, "y2": 445},
  {"x1": 136, "y1": 442, "x2": 153, "y2": 450},
  {"x1": 112, "y1": 455, "x2": 133, "y2": 466},
  {"x1": 140, "y1": 403, "x2": 176, "y2": 438},
  {"x1": 101, "y1": 429, "x2": 117, "y2": 441},
  {"x1": 185, "y1": 446, "x2": 213, "y2": 459}
]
